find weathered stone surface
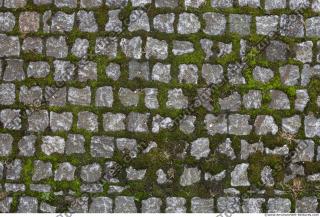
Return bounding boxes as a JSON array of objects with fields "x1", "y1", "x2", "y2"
[
  {"x1": 229, "y1": 114, "x2": 252, "y2": 135},
  {"x1": 0, "y1": 34, "x2": 20, "y2": 57},
  {"x1": 91, "y1": 136, "x2": 114, "y2": 158},
  {"x1": 180, "y1": 167, "x2": 201, "y2": 186},
  {"x1": 217, "y1": 138, "x2": 236, "y2": 160},
  {"x1": 242, "y1": 198, "x2": 265, "y2": 213},
  {"x1": 51, "y1": 12, "x2": 74, "y2": 32},
  {"x1": 153, "y1": 13, "x2": 175, "y2": 33},
  {"x1": 81, "y1": 163, "x2": 102, "y2": 183},
  {"x1": 165, "y1": 197, "x2": 186, "y2": 213},
  {"x1": 142, "y1": 197, "x2": 162, "y2": 213},
  {"x1": 77, "y1": 111, "x2": 98, "y2": 132},
  {"x1": 256, "y1": 15, "x2": 278, "y2": 35},
  {"x1": 0, "y1": 133, "x2": 13, "y2": 156},
  {"x1": 17, "y1": 197, "x2": 38, "y2": 213},
  {"x1": 265, "y1": 40, "x2": 289, "y2": 62},
  {"x1": 166, "y1": 89, "x2": 188, "y2": 109},
  {"x1": 231, "y1": 163, "x2": 250, "y2": 186},
  {"x1": 296, "y1": 197, "x2": 318, "y2": 213},
  {"x1": 32, "y1": 160, "x2": 52, "y2": 181},
  {"x1": 253, "y1": 66, "x2": 274, "y2": 83},
  {"x1": 178, "y1": 13, "x2": 201, "y2": 34},
  {"x1": 89, "y1": 197, "x2": 112, "y2": 213},
  {"x1": 254, "y1": 115, "x2": 278, "y2": 135},
  {"x1": 267, "y1": 198, "x2": 291, "y2": 213},
  {"x1": 229, "y1": 14, "x2": 251, "y2": 36},
  {"x1": 219, "y1": 92, "x2": 241, "y2": 111},
  {"x1": 173, "y1": 40, "x2": 194, "y2": 56},
  {"x1": 240, "y1": 140, "x2": 264, "y2": 160},
  {"x1": 54, "y1": 162, "x2": 76, "y2": 181},
  {"x1": 280, "y1": 14, "x2": 305, "y2": 38},
  {"x1": 0, "y1": 12, "x2": 15, "y2": 32},
  {"x1": 128, "y1": 10, "x2": 150, "y2": 32},
  {"x1": 279, "y1": 64, "x2": 300, "y2": 86},
  {"x1": 269, "y1": 90, "x2": 290, "y2": 110},
  {"x1": 114, "y1": 196, "x2": 137, "y2": 213},
  {"x1": 191, "y1": 197, "x2": 214, "y2": 213},
  {"x1": 203, "y1": 12, "x2": 226, "y2": 35},
  {"x1": 217, "y1": 197, "x2": 240, "y2": 213},
  {"x1": 190, "y1": 138, "x2": 210, "y2": 160},
  {"x1": 96, "y1": 86, "x2": 113, "y2": 107},
  {"x1": 282, "y1": 115, "x2": 301, "y2": 134}
]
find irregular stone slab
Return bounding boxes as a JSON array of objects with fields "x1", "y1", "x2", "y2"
[
  {"x1": 265, "y1": 0, "x2": 286, "y2": 10},
  {"x1": 279, "y1": 64, "x2": 300, "y2": 86},
  {"x1": 304, "y1": 114, "x2": 320, "y2": 138},
  {"x1": 32, "y1": 160, "x2": 52, "y2": 181},
  {"x1": 126, "y1": 166, "x2": 146, "y2": 180},
  {"x1": 128, "y1": 10, "x2": 150, "y2": 32},
  {"x1": 103, "y1": 113, "x2": 126, "y2": 132},
  {"x1": 203, "y1": 12, "x2": 226, "y2": 35},
  {"x1": 180, "y1": 167, "x2": 201, "y2": 186},
  {"x1": 172, "y1": 40, "x2": 194, "y2": 56},
  {"x1": 95, "y1": 37, "x2": 118, "y2": 58},
  {"x1": 81, "y1": 163, "x2": 102, "y2": 183},
  {"x1": 229, "y1": 14, "x2": 251, "y2": 36},
  {"x1": 53, "y1": 60, "x2": 74, "y2": 81},
  {"x1": 116, "y1": 138, "x2": 137, "y2": 158},
  {"x1": 217, "y1": 197, "x2": 240, "y2": 213},
  {"x1": 153, "y1": 13, "x2": 175, "y2": 33},
  {"x1": 19, "y1": 12, "x2": 39, "y2": 33},
  {"x1": 127, "y1": 112, "x2": 149, "y2": 133},
  {"x1": 54, "y1": 162, "x2": 76, "y2": 181},
  {"x1": 141, "y1": 197, "x2": 162, "y2": 213},
  {"x1": 261, "y1": 166, "x2": 274, "y2": 187},
  {"x1": 145, "y1": 37, "x2": 168, "y2": 60},
  {"x1": 242, "y1": 198, "x2": 265, "y2": 213},
  {"x1": 205, "y1": 114, "x2": 228, "y2": 135},
  {"x1": 178, "y1": 64, "x2": 198, "y2": 84},
  {"x1": 267, "y1": 198, "x2": 291, "y2": 213},
  {"x1": 269, "y1": 90, "x2": 290, "y2": 110},
  {"x1": 77, "y1": 111, "x2": 98, "y2": 132},
  {"x1": 280, "y1": 14, "x2": 305, "y2": 38},
  {"x1": 128, "y1": 60, "x2": 150, "y2": 80},
  {"x1": 240, "y1": 140, "x2": 264, "y2": 160},
  {"x1": 179, "y1": 115, "x2": 196, "y2": 134},
  {"x1": 89, "y1": 197, "x2": 112, "y2": 213},
  {"x1": 152, "y1": 63, "x2": 171, "y2": 83},
  {"x1": 190, "y1": 138, "x2": 210, "y2": 160},
  {"x1": 17, "y1": 197, "x2": 38, "y2": 213},
  {"x1": 114, "y1": 196, "x2": 137, "y2": 213},
  {"x1": 71, "y1": 38, "x2": 89, "y2": 58},
  {"x1": 202, "y1": 64, "x2": 224, "y2": 85},
  {"x1": 0, "y1": 35, "x2": 20, "y2": 57},
  {"x1": 50, "y1": 112, "x2": 73, "y2": 132},
  {"x1": 231, "y1": 163, "x2": 250, "y2": 186},
  {"x1": 253, "y1": 66, "x2": 274, "y2": 83},
  {"x1": 265, "y1": 40, "x2": 289, "y2": 62},
  {"x1": 51, "y1": 12, "x2": 74, "y2": 33},
  {"x1": 177, "y1": 13, "x2": 201, "y2": 34},
  {"x1": 256, "y1": 15, "x2": 278, "y2": 35},
  {"x1": 91, "y1": 136, "x2": 114, "y2": 158},
  {"x1": 296, "y1": 196, "x2": 318, "y2": 213},
  {"x1": 66, "y1": 134, "x2": 85, "y2": 155},
  {"x1": 120, "y1": 36, "x2": 142, "y2": 59},
  {"x1": 191, "y1": 197, "x2": 214, "y2": 213},
  {"x1": 282, "y1": 115, "x2": 301, "y2": 134},
  {"x1": 292, "y1": 139, "x2": 314, "y2": 163},
  {"x1": 27, "y1": 61, "x2": 50, "y2": 78},
  {"x1": 217, "y1": 138, "x2": 236, "y2": 160},
  {"x1": 0, "y1": 83, "x2": 16, "y2": 105},
  {"x1": 77, "y1": 10, "x2": 98, "y2": 33},
  {"x1": 41, "y1": 136, "x2": 65, "y2": 155},
  {"x1": 105, "y1": 10, "x2": 122, "y2": 32},
  {"x1": 295, "y1": 41, "x2": 313, "y2": 63},
  {"x1": 219, "y1": 92, "x2": 241, "y2": 111},
  {"x1": 165, "y1": 197, "x2": 186, "y2": 213},
  {"x1": 3, "y1": 59, "x2": 25, "y2": 81},
  {"x1": 166, "y1": 89, "x2": 188, "y2": 109},
  {"x1": 254, "y1": 115, "x2": 278, "y2": 135},
  {"x1": 306, "y1": 17, "x2": 320, "y2": 37},
  {"x1": 68, "y1": 87, "x2": 91, "y2": 106},
  {"x1": 18, "y1": 135, "x2": 36, "y2": 156},
  {"x1": 0, "y1": 12, "x2": 16, "y2": 32},
  {"x1": 228, "y1": 114, "x2": 252, "y2": 135},
  {"x1": 27, "y1": 110, "x2": 49, "y2": 132}
]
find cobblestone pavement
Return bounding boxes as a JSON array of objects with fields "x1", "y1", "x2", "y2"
[{"x1": 2, "y1": 0, "x2": 320, "y2": 213}]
